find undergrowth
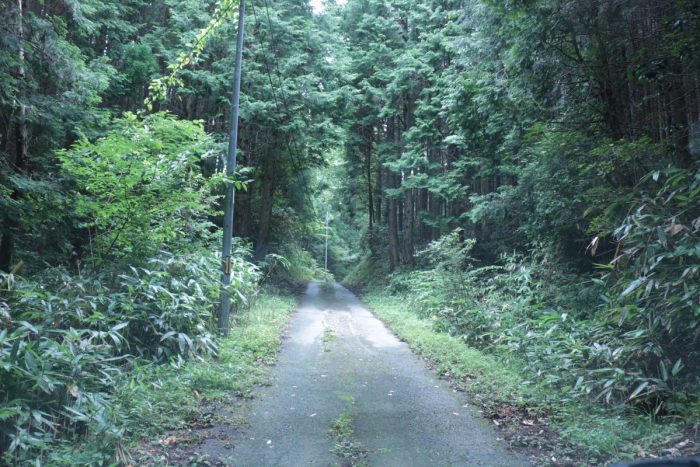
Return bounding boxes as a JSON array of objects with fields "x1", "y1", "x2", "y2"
[
  {"x1": 364, "y1": 292, "x2": 691, "y2": 465},
  {"x1": 124, "y1": 292, "x2": 296, "y2": 463},
  {"x1": 0, "y1": 247, "x2": 261, "y2": 465},
  {"x1": 3, "y1": 291, "x2": 296, "y2": 466}
]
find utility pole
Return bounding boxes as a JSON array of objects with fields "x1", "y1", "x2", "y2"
[
  {"x1": 218, "y1": 0, "x2": 246, "y2": 336},
  {"x1": 324, "y1": 211, "x2": 329, "y2": 271}
]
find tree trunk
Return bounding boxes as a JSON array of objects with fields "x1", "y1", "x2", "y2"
[
  {"x1": 365, "y1": 126, "x2": 374, "y2": 231},
  {"x1": 0, "y1": 231, "x2": 12, "y2": 272},
  {"x1": 374, "y1": 150, "x2": 382, "y2": 224},
  {"x1": 388, "y1": 118, "x2": 401, "y2": 269},
  {"x1": 402, "y1": 186, "x2": 414, "y2": 263},
  {"x1": 387, "y1": 171, "x2": 400, "y2": 271},
  {"x1": 15, "y1": 0, "x2": 28, "y2": 170},
  {"x1": 255, "y1": 152, "x2": 275, "y2": 260},
  {"x1": 2, "y1": 0, "x2": 27, "y2": 270},
  {"x1": 236, "y1": 131, "x2": 252, "y2": 238},
  {"x1": 418, "y1": 186, "x2": 429, "y2": 243}
]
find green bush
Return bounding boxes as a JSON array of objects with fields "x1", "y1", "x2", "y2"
[
  {"x1": 269, "y1": 243, "x2": 332, "y2": 283},
  {"x1": 388, "y1": 213, "x2": 698, "y2": 411},
  {"x1": 57, "y1": 112, "x2": 220, "y2": 263},
  {"x1": 605, "y1": 166, "x2": 700, "y2": 396},
  {"x1": 0, "y1": 248, "x2": 260, "y2": 464}
]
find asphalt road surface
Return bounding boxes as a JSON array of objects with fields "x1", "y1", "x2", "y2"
[{"x1": 201, "y1": 282, "x2": 529, "y2": 467}]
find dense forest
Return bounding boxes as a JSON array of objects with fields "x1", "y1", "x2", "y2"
[{"x1": 1, "y1": 0, "x2": 699, "y2": 464}]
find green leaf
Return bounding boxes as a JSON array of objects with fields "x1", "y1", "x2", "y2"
[
  {"x1": 24, "y1": 350, "x2": 38, "y2": 373},
  {"x1": 621, "y1": 277, "x2": 645, "y2": 297},
  {"x1": 671, "y1": 359, "x2": 684, "y2": 376},
  {"x1": 628, "y1": 381, "x2": 649, "y2": 400}
]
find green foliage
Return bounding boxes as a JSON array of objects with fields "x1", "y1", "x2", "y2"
[
  {"x1": 112, "y1": 44, "x2": 158, "y2": 103},
  {"x1": 0, "y1": 319, "x2": 126, "y2": 464},
  {"x1": 1, "y1": 0, "x2": 698, "y2": 462},
  {"x1": 606, "y1": 166, "x2": 700, "y2": 388},
  {"x1": 262, "y1": 243, "x2": 333, "y2": 284},
  {"x1": 365, "y1": 285, "x2": 691, "y2": 464},
  {"x1": 343, "y1": 252, "x2": 390, "y2": 289},
  {"x1": 335, "y1": 0, "x2": 700, "y2": 281},
  {"x1": 1, "y1": 1, "x2": 340, "y2": 461},
  {"x1": 116, "y1": 292, "x2": 296, "y2": 444},
  {"x1": 336, "y1": 0, "x2": 699, "y2": 432},
  {"x1": 385, "y1": 229, "x2": 698, "y2": 411},
  {"x1": 363, "y1": 290, "x2": 522, "y2": 402},
  {"x1": 144, "y1": 0, "x2": 241, "y2": 110},
  {"x1": 0, "y1": 248, "x2": 260, "y2": 464},
  {"x1": 58, "y1": 113, "x2": 220, "y2": 262},
  {"x1": 329, "y1": 410, "x2": 367, "y2": 466},
  {"x1": 0, "y1": 172, "x2": 74, "y2": 267}
]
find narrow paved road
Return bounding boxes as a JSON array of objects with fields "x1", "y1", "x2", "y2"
[{"x1": 201, "y1": 282, "x2": 528, "y2": 466}]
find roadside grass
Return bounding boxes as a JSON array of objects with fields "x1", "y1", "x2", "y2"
[
  {"x1": 113, "y1": 292, "x2": 297, "y2": 457},
  {"x1": 363, "y1": 291, "x2": 691, "y2": 466}
]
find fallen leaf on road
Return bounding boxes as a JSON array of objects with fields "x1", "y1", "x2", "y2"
[
  {"x1": 676, "y1": 439, "x2": 692, "y2": 448},
  {"x1": 158, "y1": 436, "x2": 184, "y2": 446}
]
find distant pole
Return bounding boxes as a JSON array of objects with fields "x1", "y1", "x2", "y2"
[
  {"x1": 324, "y1": 211, "x2": 329, "y2": 271},
  {"x1": 219, "y1": 0, "x2": 246, "y2": 336}
]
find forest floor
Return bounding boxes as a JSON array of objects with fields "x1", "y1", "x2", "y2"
[{"x1": 142, "y1": 282, "x2": 530, "y2": 466}]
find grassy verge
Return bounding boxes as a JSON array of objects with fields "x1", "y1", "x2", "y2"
[
  {"x1": 110, "y1": 292, "x2": 297, "y2": 463},
  {"x1": 363, "y1": 291, "x2": 694, "y2": 466}
]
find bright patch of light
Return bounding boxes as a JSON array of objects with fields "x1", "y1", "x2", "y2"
[
  {"x1": 310, "y1": 0, "x2": 347, "y2": 14},
  {"x1": 310, "y1": 0, "x2": 325, "y2": 13}
]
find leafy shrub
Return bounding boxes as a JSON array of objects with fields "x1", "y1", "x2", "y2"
[
  {"x1": 1, "y1": 109, "x2": 265, "y2": 463},
  {"x1": 0, "y1": 248, "x2": 260, "y2": 464},
  {"x1": 271, "y1": 243, "x2": 333, "y2": 283},
  {"x1": 57, "y1": 112, "x2": 219, "y2": 262},
  {"x1": 0, "y1": 319, "x2": 126, "y2": 465},
  {"x1": 390, "y1": 214, "x2": 698, "y2": 411},
  {"x1": 388, "y1": 229, "x2": 505, "y2": 345},
  {"x1": 605, "y1": 166, "x2": 700, "y2": 395}
]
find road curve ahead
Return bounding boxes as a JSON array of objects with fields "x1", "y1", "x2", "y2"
[{"x1": 201, "y1": 282, "x2": 529, "y2": 467}]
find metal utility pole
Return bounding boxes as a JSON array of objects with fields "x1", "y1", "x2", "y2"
[
  {"x1": 324, "y1": 211, "x2": 329, "y2": 271},
  {"x1": 218, "y1": 0, "x2": 246, "y2": 336}
]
